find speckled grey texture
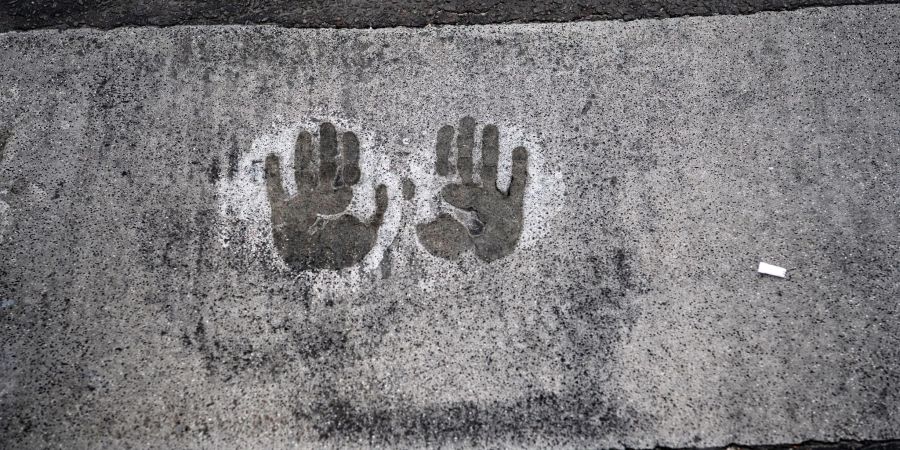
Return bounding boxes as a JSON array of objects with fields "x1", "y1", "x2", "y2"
[
  {"x1": 0, "y1": 5, "x2": 899, "y2": 448},
  {"x1": 1, "y1": 0, "x2": 897, "y2": 31}
]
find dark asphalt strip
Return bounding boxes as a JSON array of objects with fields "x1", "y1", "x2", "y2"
[
  {"x1": 712, "y1": 439, "x2": 900, "y2": 450},
  {"x1": 1, "y1": 0, "x2": 898, "y2": 31}
]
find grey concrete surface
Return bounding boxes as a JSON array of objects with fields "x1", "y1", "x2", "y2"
[{"x1": 0, "y1": 5, "x2": 899, "y2": 448}]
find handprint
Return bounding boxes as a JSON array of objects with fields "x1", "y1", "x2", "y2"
[
  {"x1": 416, "y1": 117, "x2": 528, "y2": 262},
  {"x1": 265, "y1": 122, "x2": 387, "y2": 271}
]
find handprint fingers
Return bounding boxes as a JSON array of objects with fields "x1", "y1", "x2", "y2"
[
  {"x1": 318, "y1": 122, "x2": 339, "y2": 187},
  {"x1": 371, "y1": 184, "x2": 388, "y2": 226},
  {"x1": 508, "y1": 146, "x2": 529, "y2": 199},
  {"x1": 294, "y1": 130, "x2": 316, "y2": 189},
  {"x1": 265, "y1": 153, "x2": 286, "y2": 203},
  {"x1": 456, "y1": 116, "x2": 476, "y2": 183},
  {"x1": 341, "y1": 132, "x2": 361, "y2": 186},
  {"x1": 435, "y1": 125, "x2": 454, "y2": 176},
  {"x1": 480, "y1": 125, "x2": 499, "y2": 190}
]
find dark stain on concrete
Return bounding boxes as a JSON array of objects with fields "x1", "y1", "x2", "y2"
[
  {"x1": 287, "y1": 276, "x2": 647, "y2": 445},
  {"x1": 227, "y1": 135, "x2": 240, "y2": 180},
  {"x1": 182, "y1": 311, "x2": 330, "y2": 380},
  {"x1": 291, "y1": 323, "x2": 349, "y2": 360},
  {"x1": 266, "y1": 122, "x2": 387, "y2": 271},
  {"x1": 434, "y1": 124, "x2": 455, "y2": 177},
  {"x1": 379, "y1": 247, "x2": 393, "y2": 279},
  {"x1": 613, "y1": 248, "x2": 635, "y2": 292},
  {"x1": 724, "y1": 439, "x2": 900, "y2": 450},
  {"x1": 580, "y1": 99, "x2": 594, "y2": 115},
  {"x1": 208, "y1": 157, "x2": 221, "y2": 184},
  {"x1": 0, "y1": 129, "x2": 8, "y2": 163},
  {"x1": 7, "y1": 176, "x2": 27, "y2": 195},
  {"x1": 417, "y1": 117, "x2": 527, "y2": 262},
  {"x1": 296, "y1": 389, "x2": 634, "y2": 445},
  {"x1": 138, "y1": 208, "x2": 214, "y2": 273},
  {"x1": 0, "y1": 0, "x2": 895, "y2": 31},
  {"x1": 416, "y1": 212, "x2": 471, "y2": 259},
  {"x1": 401, "y1": 177, "x2": 416, "y2": 200}
]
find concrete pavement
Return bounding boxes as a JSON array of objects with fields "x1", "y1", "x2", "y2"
[{"x1": 0, "y1": 5, "x2": 898, "y2": 448}]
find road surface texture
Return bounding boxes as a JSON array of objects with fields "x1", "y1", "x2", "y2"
[
  {"x1": 1, "y1": 0, "x2": 898, "y2": 30},
  {"x1": 0, "y1": 4, "x2": 899, "y2": 449}
]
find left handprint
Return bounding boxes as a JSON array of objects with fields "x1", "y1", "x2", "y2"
[{"x1": 265, "y1": 122, "x2": 387, "y2": 271}]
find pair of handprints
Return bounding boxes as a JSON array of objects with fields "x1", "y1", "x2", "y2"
[{"x1": 264, "y1": 117, "x2": 528, "y2": 270}]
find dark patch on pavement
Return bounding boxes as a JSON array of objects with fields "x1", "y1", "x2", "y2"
[
  {"x1": 401, "y1": 177, "x2": 416, "y2": 201},
  {"x1": 725, "y1": 439, "x2": 900, "y2": 450},
  {"x1": 207, "y1": 157, "x2": 220, "y2": 184},
  {"x1": 0, "y1": 0, "x2": 896, "y2": 31},
  {"x1": 288, "y1": 247, "x2": 646, "y2": 443},
  {"x1": 227, "y1": 135, "x2": 240, "y2": 180},
  {"x1": 265, "y1": 122, "x2": 387, "y2": 271},
  {"x1": 417, "y1": 117, "x2": 527, "y2": 262},
  {"x1": 297, "y1": 390, "x2": 633, "y2": 445},
  {"x1": 0, "y1": 129, "x2": 8, "y2": 162},
  {"x1": 379, "y1": 246, "x2": 393, "y2": 279}
]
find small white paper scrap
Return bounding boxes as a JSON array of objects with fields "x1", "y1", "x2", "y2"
[{"x1": 758, "y1": 262, "x2": 787, "y2": 278}]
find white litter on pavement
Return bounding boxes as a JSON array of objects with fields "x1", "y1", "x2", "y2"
[{"x1": 758, "y1": 262, "x2": 787, "y2": 278}]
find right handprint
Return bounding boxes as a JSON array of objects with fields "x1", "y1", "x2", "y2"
[{"x1": 416, "y1": 117, "x2": 528, "y2": 262}]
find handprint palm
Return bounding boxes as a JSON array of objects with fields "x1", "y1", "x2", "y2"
[
  {"x1": 416, "y1": 117, "x2": 528, "y2": 262},
  {"x1": 265, "y1": 122, "x2": 387, "y2": 271}
]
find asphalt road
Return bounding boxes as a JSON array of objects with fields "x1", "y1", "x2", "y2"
[{"x1": 0, "y1": 0, "x2": 897, "y2": 30}]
